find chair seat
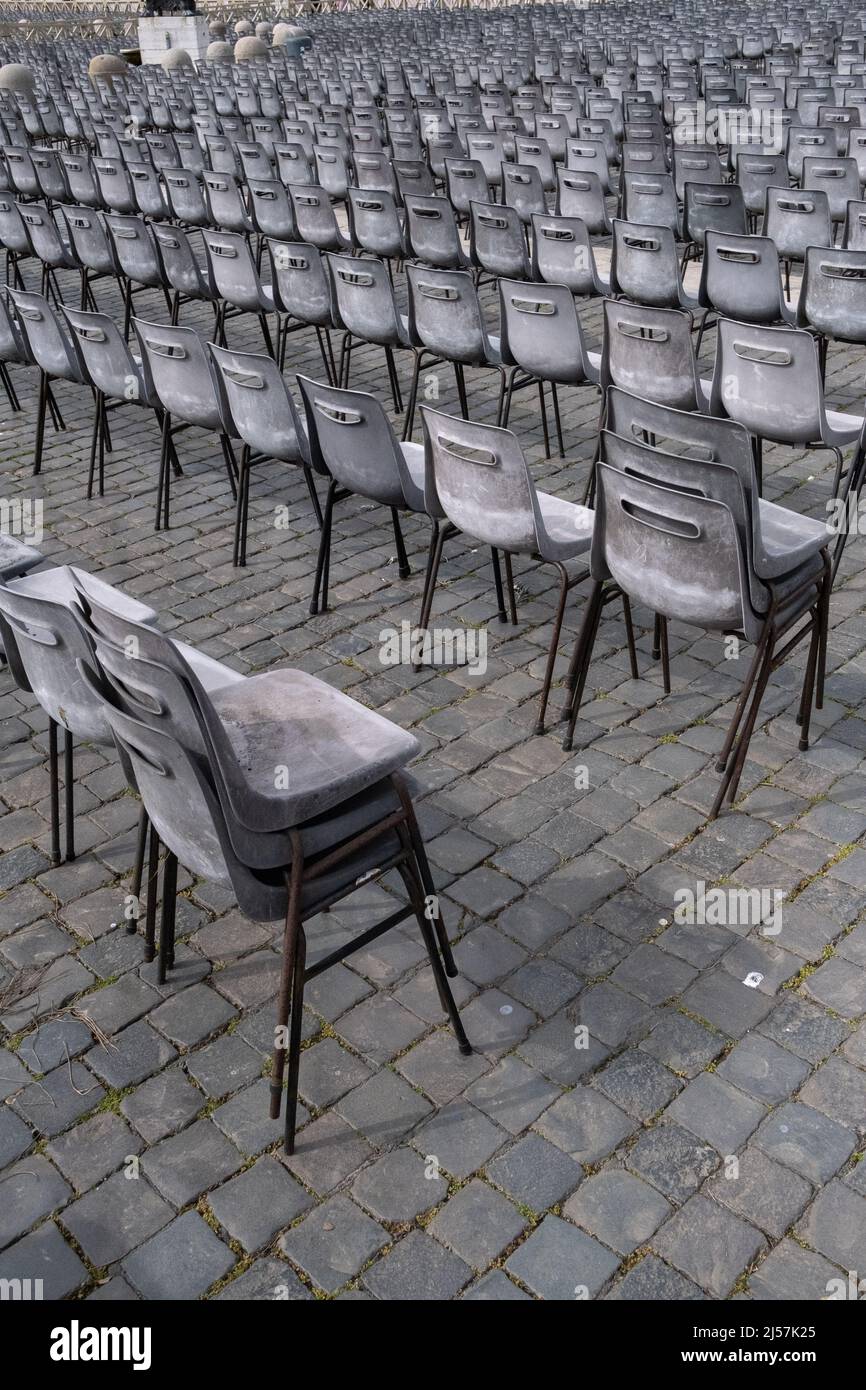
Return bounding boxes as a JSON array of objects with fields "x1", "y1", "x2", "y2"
[
  {"x1": 536, "y1": 490, "x2": 595, "y2": 561},
  {"x1": 209, "y1": 666, "x2": 420, "y2": 828},
  {"x1": 12, "y1": 565, "x2": 158, "y2": 626},
  {"x1": 0, "y1": 535, "x2": 43, "y2": 583},
  {"x1": 399, "y1": 439, "x2": 428, "y2": 514},
  {"x1": 824, "y1": 408, "x2": 864, "y2": 447},
  {"x1": 756, "y1": 499, "x2": 828, "y2": 580}
]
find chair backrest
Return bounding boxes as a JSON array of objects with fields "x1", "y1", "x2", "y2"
[
  {"x1": 18, "y1": 202, "x2": 70, "y2": 271},
  {"x1": 404, "y1": 193, "x2": 465, "y2": 268},
  {"x1": 62, "y1": 305, "x2": 149, "y2": 404},
  {"x1": 620, "y1": 172, "x2": 679, "y2": 235},
  {"x1": 210, "y1": 343, "x2": 305, "y2": 463},
  {"x1": 591, "y1": 460, "x2": 748, "y2": 634},
  {"x1": 802, "y1": 155, "x2": 862, "y2": 222},
  {"x1": 466, "y1": 131, "x2": 507, "y2": 185},
  {"x1": 530, "y1": 212, "x2": 600, "y2": 296},
  {"x1": 201, "y1": 228, "x2": 268, "y2": 313},
  {"x1": 601, "y1": 299, "x2": 702, "y2": 411},
  {"x1": 0, "y1": 292, "x2": 27, "y2": 364},
  {"x1": 287, "y1": 183, "x2": 343, "y2": 250},
  {"x1": 786, "y1": 124, "x2": 834, "y2": 180},
  {"x1": 126, "y1": 161, "x2": 167, "y2": 219},
  {"x1": 3, "y1": 145, "x2": 39, "y2": 199},
  {"x1": 672, "y1": 147, "x2": 724, "y2": 201},
  {"x1": 162, "y1": 167, "x2": 209, "y2": 226},
  {"x1": 498, "y1": 278, "x2": 595, "y2": 384},
  {"x1": 699, "y1": 230, "x2": 787, "y2": 324},
  {"x1": 133, "y1": 317, "x2": 227, "y2": 432},
  {"x1": 326, "y1": 252, "x2": 402, "y2": 346},
  {"x1": 58, "y1": 204, "x2": 115, "y2": 276},
  {"x1": 31, "y1": 149, "x2": 69, "y2": 204},
  {"x1": 798, "y1": 245, "x2": 866, "y2": 343},
  {"x1": 710, "y1": 318, "x2": 825, "y2": 446},
  {"x1": 682, "y1": 181, "x2": 747, "y2": 247},
  {"x1": 566, "y1": 136, "x2": 612, "y2": 191},
  {"x1": 268, "y1": 240, "x2": 333, "y2": 326},
  {"x1": 763, "y1": 186, "x2": 833, "y2": 260},
  {"x1": 203, "y1": 170, "x2": 253, "y2": 234},
  {"x1": 296, "y1": 374, "x2": 409, "y2": 507},
  {"x1": 501, "y1": 161, "x2": 547, "y2": 223},
  {"x1": 444, "y1": 157, "x2": 490, "y2": 216},
  {"x1": 0, "y1": 194, "x2": 32, "y2": 256},
  {"x1": 420, "y1": 405, "x2": 541, "y2": 554},
  {"x1": 93, "y1": 156, "x2": 136, "y2": 214},
  {"x1": 735, "y1": 151, "x2": 788, "y2": 215},
  {"x1": 555, "y1": 168, "x2": 609, "y2": 234},
  {"x1": 0, "y1": 581, "x2": 107, "y2": 740},
  {"x1": 346, "y1": 186, "x2": 403, "y2": 259},
  {"x1": 60, "y1": 153, "x2": 100, "y2": 208},
  {"x1": 8, "y1": 287, "x2": 83, "y2": 383},
  {"x1": 610, "y1": 218, "x2": 684, "y2": 308},
  {"x1": 104, "y1": 213, "x2": 162, "y2": 287},
  {"x1": 405, "y1": 262, "x2": 488, "y2": 364},
  {"x1": 152, "y1": 222, "x2": 214, "y2": 301},
  {"x1": 469, "y1": 200, "x2": 528, "y2": 279}
]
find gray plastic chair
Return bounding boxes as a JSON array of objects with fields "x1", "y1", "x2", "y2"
[
  {"x1": 61, "y1": 304, "x2": 167, "y2": 502},
  {"x1": 7, "y1": 286, "x2": 86, "y2": 477},
  {"x1": 531, "y1": 211, "x2": 609, "y2": 297},
  {"x1": 498, "y1": 278, "x2": 601, "y2": 458},
  {"x1": 501, "y1": 161, "x2": 548, "y2": 224},
  {"x1": 619, "y1": 171, "x2": 679, "y2": 236},
  {"x1": 152, "y1": 222, "x2": 220, "y2": 328},
  {"x1": 556, "y1": 168, "x2": 612, "y2": 234},
  {"x1": 403, "y1": 262, "x2": 505, "y2": 440},
  {"x1": 610, "y1": 218, "x2": 699, "y2": 313},
  {"x1": 268, "y1": 239, "x2": 337, "y2": 382},
  {"x1": 420, "y1": 404, "x2": 618, "y2": 733},
  {"x1": 698, "y1": 231, "x2": 795, "y2": 346},
  {"x1": 797, "y1": 246, "x2": 866, "y2": 379},
  {"x1": 444, "y1": 157, "x2": 491, "y2": 218},
  {"x1": 287, "y1": 182, "x2": 351, "y2": 252},
  {"x1": 57, "y1": 204, "x2": 116, "y2": 311},
  {"x1": 296, "y1": 374, "x2": 432, "y2": 615},
  {"x1": 404, "y1": 193, "x2": 469, "y2": 269},
  {"x1": 17, "y1": 202, "x2": 79, "y2": 304},
  {"x1": 203, "y1": 169, "x2": 254, "y2": 237},
  {"x1": 710, "y1": 318, "x2": 866, "y2": 497},
  {"x1": 93, "y1": 156, "x2": 136, "y2": 215},
  {"x1": 0, "y1": 568, "x2": 157, "y2": 865},
  {"x1": 210, "y1": 343, "x2": 321, "y2": 564},
  {"x1": 600, "y1": 299, "x2": 708, "y2": 413},
  {"x1": 90, "y1": 683, "x2": 468, "y2": 1153},
  {"x1": 469, "y1": 199, "x2": 530, "y2": 280},
  {"x1": 681, "y1": 182, "x2": 747, "y2": 265},
  {"x1": 0, "y1": 291, "x2": 28, "y2": 411},
  {"x1": 562, "y1": 444, "x2": 829, "y2": 819},
  {"x1": 0, "y1": 193, "x2": 34, "y2": 288},
  {"x1": 346, "y1": 186, "x2": 405, "y2": 261},
  {"x1": 104, "y1": 213, "x2": 173, "y2": 339},
  {"x1": 736, "y1": 151, "x2": 788, "y2": 223},
  {"x1": 201, "y1": 228, "x2": 277, "y2": 356},
  {"x1": 133, "y1": 316, "x2": 239, "y2": 531},
  {"x1": 763, "y1": 186, "x2": 833, "y2": 294},
  {"x1": 802, "y1": 155, "x2": 862, "y2": 225},
  {"x1": 326, "y1": 251, "x2": 409, "y2": 410},
  {"x1": 161, "y1": 167, "x2": 210, "y2": 227}
]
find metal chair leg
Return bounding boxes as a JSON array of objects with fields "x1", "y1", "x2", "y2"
[
  {"x1": 63, "y1": 729, "x2": 75, "y2": 862},
  {"x1": 48, "y1": 718, "x2": 60, "y2": 865}
]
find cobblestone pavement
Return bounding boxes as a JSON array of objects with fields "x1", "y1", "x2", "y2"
[{"x1": 1, "y1": 258, "x2": 865, "y2": 1303}]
